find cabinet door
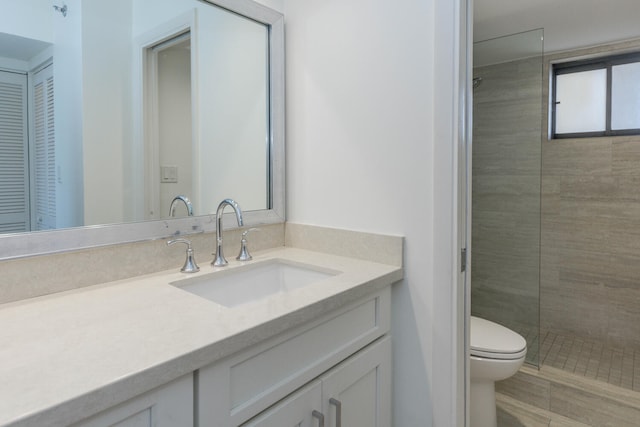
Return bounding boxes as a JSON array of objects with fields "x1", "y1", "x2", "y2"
[
  {"x1": 321, "y1": 336, "x2": 391, "y2": 427},
  {"x1": 72, "y1": 374, "x2": 193, "y2": 427},
  {"x1": 242, "y1": 380, "x2": 323, "y2": 427},
  {"x1": 198, "y1": 288, "x2": 390, "y2": 427}
]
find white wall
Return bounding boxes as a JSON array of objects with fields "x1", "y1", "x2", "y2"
[
  {"x1": 82, "y1": 0, "x2": 132, "y2": 225},
  {"x1": 52, "y1": 0, "x2": 84, "y2": 228},
  {"x1": 0, "y1": 0, "x2": 52, "y2": 42},
  {"x1": 283, "y1": 0, "x2": 464, "y2": 425}
]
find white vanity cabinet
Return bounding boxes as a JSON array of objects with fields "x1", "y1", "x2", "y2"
[
  {"x1": 245, "y1": 336, "x2": 391, "y2": 427},
  {"x1": 198, "y1": 287, "x2": 391, "y2": 427},
  {"x1": 318, "y1": 335, "x2": 391, "y2": 426},
  {"x1": 71, "y1": 374, "x2": 193, "y2": 427},
  {"x1": 243, "y1": 380, "x2": 323, "y2": 426}
]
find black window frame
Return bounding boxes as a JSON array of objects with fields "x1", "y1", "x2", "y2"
[{"x1": 552, "y1": 52, "x2": 640, "y2": 139}]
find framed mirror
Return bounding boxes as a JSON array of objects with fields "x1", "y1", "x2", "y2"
[{"x1": 0, "y1": 0, "x2": 284, "y2": 260}]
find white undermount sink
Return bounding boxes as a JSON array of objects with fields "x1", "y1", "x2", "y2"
[{"x1": 170, "y1": 259, "x2": 340, "y2": 307}]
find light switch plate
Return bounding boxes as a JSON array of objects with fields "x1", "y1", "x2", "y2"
[{"x1": 161, "y1": 166, "x2": 178, "y2": 183}]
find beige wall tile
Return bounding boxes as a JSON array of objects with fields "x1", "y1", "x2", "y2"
[
  {"x1": 542, "y1": 139, "x2": 612, "y2": 176},
  {"x1": 550, "y1": 382, "x2": 640, "y2": 426},
  {"x1": 612, "y1": 137, "x2": 640, "y2": 175},
  {"x1": 496, "y1": 371, "x2": 551, "y2": 411}
]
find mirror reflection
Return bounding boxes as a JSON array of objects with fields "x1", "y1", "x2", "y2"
[{"x1": 0, "y1": 0, "x2": 270, "y2": 235}]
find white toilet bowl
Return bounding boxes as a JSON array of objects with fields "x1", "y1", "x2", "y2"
[{"x1": 470, "y1": 316, "x2": 527, "y2": 427}]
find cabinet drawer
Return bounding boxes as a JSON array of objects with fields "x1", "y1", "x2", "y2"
[{"x1": 198, "y1": 287, "x2": 390, "y2": 426}]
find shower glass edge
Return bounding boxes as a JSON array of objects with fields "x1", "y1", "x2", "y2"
[{"x1": 471, "y1": 28, "x2": 544, "y2": 368}]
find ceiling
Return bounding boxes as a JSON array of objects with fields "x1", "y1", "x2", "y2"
[
  {"x1": 474, "y1": 0, "x2": 640, "y2": 54},
  {"x1": 0, "y1": 32, "x2": 51, "y2": 62}
]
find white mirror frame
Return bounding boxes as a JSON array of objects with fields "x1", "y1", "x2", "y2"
[{"x1": 0, "y1": 0, "x2": 285, "y2": 261}]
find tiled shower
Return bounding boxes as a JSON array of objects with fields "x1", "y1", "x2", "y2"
[{"x1": 472, "y1": 31, "x2": 640, "y2": 423}]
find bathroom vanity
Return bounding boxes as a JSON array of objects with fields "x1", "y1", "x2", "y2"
[
  {"x1": 0, "y1": 229, "x2": 402, "y2": 427},
  {"x1": 76, "y1": 283, "x2": 390, "y2": 427}
]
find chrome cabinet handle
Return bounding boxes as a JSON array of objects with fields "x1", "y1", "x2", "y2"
[
  {"x1": 329, "y1": 398, "x2": 342, "y2": 427},
  {"x1": 312, "y1": 410, "x2": 325, "y2": 427}
]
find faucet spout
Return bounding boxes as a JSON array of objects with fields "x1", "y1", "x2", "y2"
[
  {"x1": 213, "y1": 198, "x2": 244, "y2": 266},
  {"x1": 169, "y1": 195, "x2": 193, "y2": 217}
]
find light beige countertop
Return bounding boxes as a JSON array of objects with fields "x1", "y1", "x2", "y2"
[{"x1": 0, "y1": 247, "x2": 402, "y2": 427}]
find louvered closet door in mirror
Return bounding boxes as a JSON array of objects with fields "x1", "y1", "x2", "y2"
[
  {"x1": 0, "y1": 70, "x2": 29, "y2": 233},
  {"x1": 31, "y1": 64, "x2": 56, "y2": 231}
]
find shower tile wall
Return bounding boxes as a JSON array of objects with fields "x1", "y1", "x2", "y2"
[
  {"x1": 541, "y1": 137, "x2": 640, "y2": 347},
  {"x1": 541, "y1": 39, "x2": 640, "y2": 349},
  {"x1": 472, "y1": 55, "x2": 542, "y2": 362}
]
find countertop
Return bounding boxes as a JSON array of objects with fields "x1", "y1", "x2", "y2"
[{"x1": 0, "y1": 247, "x2": 402, "y2": 426}]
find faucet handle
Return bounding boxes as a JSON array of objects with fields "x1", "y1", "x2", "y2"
[
  {"x1": 167, "y1": 238, "x2": 200, "y2": 273},
  {"x1": 236, "y1": 228, "x2": 260, "y2": 261}
]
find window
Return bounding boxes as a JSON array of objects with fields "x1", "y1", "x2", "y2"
[{"x1": 552, "y1": 52, "x2": 640, "y2": 138}]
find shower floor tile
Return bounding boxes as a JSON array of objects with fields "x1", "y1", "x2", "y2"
[{"x1": 539, "y1": 330, "x2": 640, "y2": 392}]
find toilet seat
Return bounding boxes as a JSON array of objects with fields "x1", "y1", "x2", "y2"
[{"x1": 470, "y1": 316, "x2": 527, "y2": 360}]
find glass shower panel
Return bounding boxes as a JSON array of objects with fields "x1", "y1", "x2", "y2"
[{"x1": 472, "y1": 29, "x2": 544, "y2": 367}]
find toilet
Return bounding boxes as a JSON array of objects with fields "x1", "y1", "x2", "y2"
[{"x1": 470, "y1": 316, "x2": 527, "y2": 427}]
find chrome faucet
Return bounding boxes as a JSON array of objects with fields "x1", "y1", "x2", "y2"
[
  {"x1": 169, "y1": 195, "x2": 193, "y2": 217},
  {"x1": 212, "y1": 199, "x2": 244, "y2": 266}
]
